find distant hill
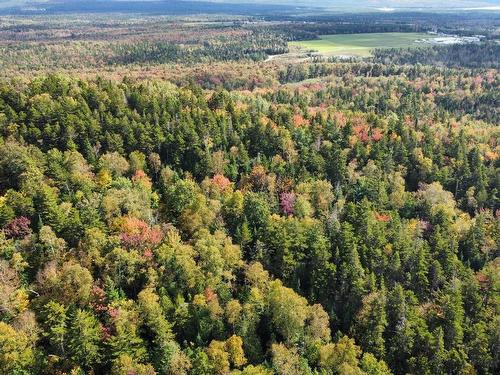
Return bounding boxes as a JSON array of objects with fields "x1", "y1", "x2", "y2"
[
  {"x1": 1, "y1": 0, "x2": 498, "y2": 17},
  {"x1": 0, "y1": 0, "x2": 311, "y2": 15},
  {"x1": 1, "y1": 0, "x2": 499, "y2": 12},
  {"x1": 204, "y1": 0, "x2": 500, "y2": 9}
]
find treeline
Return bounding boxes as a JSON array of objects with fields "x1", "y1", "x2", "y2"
[
  {"x1": 111, "y1": 32, "x2": 288, "y2": 65},
  {"x1": 267, "y1": 23, "x2": 426, "y2": 42},
  {"x1": 373, "y1": 43, "x2": 500, "y2": 70},
  {"x1": 0, "y1": 30, "x2": 288, "y2": 71},
  {"x1": 268, "y1": 11, "x2": 500, "y2": 39},
  {"x1": 0, "y1": 74, "x2": 498, "y2": 374}
]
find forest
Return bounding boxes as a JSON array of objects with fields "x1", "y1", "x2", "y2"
[
  {"x1": 0, "y1": 7, "x2": 499, "y2": 375},
  {"x1": 373, "y1": 43, "x2": 500, "y2": 69}
]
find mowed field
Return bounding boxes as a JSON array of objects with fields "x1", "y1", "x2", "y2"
[{"x1": 289, "y1": 32, "x2": 431, "y2": 57}]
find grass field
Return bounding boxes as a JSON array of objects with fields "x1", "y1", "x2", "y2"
[{"x1": 289, "y1": 32, "x2": 431, "y2": 57}]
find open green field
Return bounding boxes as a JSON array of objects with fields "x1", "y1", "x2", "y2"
[{"x1": 289, "y1": 32, "x2": 431, "y2": 57}]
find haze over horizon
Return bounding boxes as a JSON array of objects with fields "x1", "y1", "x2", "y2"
[
  {"x1": 1, "y1": 0, "x2": 499, "y2": 10},
  {"x1": 209, "y1": 0, "x2": 500, "y2": 7}
]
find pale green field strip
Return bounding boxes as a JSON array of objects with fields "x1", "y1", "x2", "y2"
[{"x1": 289, "y1": 32, "x2": 432, "y2": 57}]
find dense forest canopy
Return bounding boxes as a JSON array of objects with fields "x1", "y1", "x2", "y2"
[{"x1": 0, "y1": 7, "x2": 498, "y2": 375}]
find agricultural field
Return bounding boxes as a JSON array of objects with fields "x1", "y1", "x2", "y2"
[{"x1": 290, "y1": 32, "x2": 433, "y2": 57}]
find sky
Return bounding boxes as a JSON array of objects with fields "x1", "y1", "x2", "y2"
[{"x1": 0, "y1": 0, "x2": 498, "y2": 10}]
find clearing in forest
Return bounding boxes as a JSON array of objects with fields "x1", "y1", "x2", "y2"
[{"x1": 289, "y1": 32, "x2": 432, "y2": 57}]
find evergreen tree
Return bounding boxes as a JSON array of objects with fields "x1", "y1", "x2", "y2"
[{"x1": 67, "y1": 309, "x2": 102, "y2": 369}]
